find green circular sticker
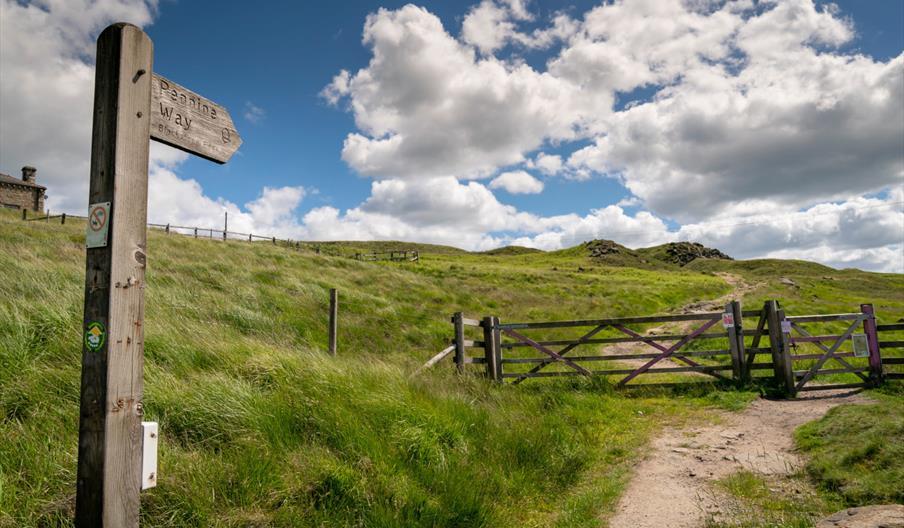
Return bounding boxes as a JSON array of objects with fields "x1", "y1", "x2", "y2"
[{"x1": 85, "y1": 322, "x2": 106, "y2": 352}]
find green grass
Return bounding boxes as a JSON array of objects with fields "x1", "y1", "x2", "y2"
[
  {"x1": 706, "y1": 470, "x2": 836, "y2": 528},
  {"x1": 794, "y1": 385, "x2": 904, "y2": 506},
  {"x1": 0, "y1": 210, "x2": 901, "y2": 526}
]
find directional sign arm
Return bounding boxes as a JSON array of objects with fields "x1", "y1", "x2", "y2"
[{"x1": 149, "y1": 74, "x2": 241, "y2": 164}]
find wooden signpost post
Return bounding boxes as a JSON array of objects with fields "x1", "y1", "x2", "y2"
[{"x1": 76, "y1": 23, "x2": 241, "y2": 527}]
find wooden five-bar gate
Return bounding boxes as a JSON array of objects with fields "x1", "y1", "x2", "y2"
[{"x1": 428, "y1": 300, "x2": 901, "y2": 397}]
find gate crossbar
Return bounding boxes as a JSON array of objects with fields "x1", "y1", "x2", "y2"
[
  {"x1": 612, "y1": 324, "x2": 730, "y2": 381},
  {"x1": 510, "y1": 324, "x2": 608, "y2": 384},
  {"x1": 793, "y1": 316, "x2": 865, "y2": 391},
  {"x1": 789, "y1": 322, "x2": 868, "y2": 384},
  {"x1": 502, "y1": 328, "x2": 594, "y2": 377},
  {"x1": 617, "y1": 318, "x2": 721, "y2": 386}
]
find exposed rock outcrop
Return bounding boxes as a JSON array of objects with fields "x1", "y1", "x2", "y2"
[
  {"x1": 663, "y1": 242, "x2": 732, "y2": 266},
  {"x1": 584, "y1": 239, "x2": 625, "y2": 258}
]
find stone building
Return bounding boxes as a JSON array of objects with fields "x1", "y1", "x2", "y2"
[{"x1": 0, "y1": 166, "x2": 46, "y2": 212}]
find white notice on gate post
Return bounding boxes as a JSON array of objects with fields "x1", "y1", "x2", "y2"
[{"x1": 721, "y1": 312, "x2": 734, "y2": 328}]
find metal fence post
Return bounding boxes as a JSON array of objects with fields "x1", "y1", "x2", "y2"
[{"x1": 861, "y1": 303, "x2": 883, "y2": 386}]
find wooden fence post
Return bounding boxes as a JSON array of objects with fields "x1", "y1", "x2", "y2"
[
  {"x1": 21, "y1": 208, "x2": 27, "y2": 220},
  {"x1": 61, "y1": 213, "x2": 67, "y2": 225},
  {"x1": 726, "y1": 301, "x2": 746, "y2": 383},
  {"x1": 766, "y1": 300, "x2": 795, "y2": 396},
  {"x1": 75, "y1": 23, "x2": 153, "y2": 528},
  {"x1": 272, "y1": 237, "x2": 276, "y2": 245},
  {"x1": 860, "y1": 304, "x2": 883, "y2": 386},
  {"x1": 223, "y1": 211, "x2": 228, "y2": 240},
  {"x1": 193, "y1": 227, "x2": 197, "y2": 238},
  {"x1": 328, "y1": 288, "x2": 338, "y2": 356},
  {"x1": 776, "y1": 306, "x2": 795, "y2": 396},
  {"x1": 165, "y1": 223, "x2": 169, "y2": 234},
  {"x1": 453, "y1": 312, "x2": 465, "y2": 373},
  {"x1": 492, "y1": 316, "x2": 502, "y2": 382},
  {"x1": 482, "y1": 316, "x2": 500, "y2": 382}
]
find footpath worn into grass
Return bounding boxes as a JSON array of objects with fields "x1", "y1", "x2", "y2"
[{"x1": 0, "y1": 211, "x2": 902, "y2": 527}]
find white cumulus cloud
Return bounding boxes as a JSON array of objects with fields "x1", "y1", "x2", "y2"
[{"x1": 489, "y1": 170, "x2": 544, "y2": 194}]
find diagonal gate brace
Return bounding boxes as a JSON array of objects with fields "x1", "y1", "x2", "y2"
[
  {"x1": 612, "y1": 324, "x2": 730, "y2": 381},
  {"x1": 617, "y1": 318, "x2": 720, "y2": 387},
  {"x1": 793, "y1": 317, "x2": 866, "y2": 391},
  {"x1": 502, "y1": 328, "x2": 594, "y2": 377},
  {"x1": 511, "y1": 324, "x2": 608, "y2": 384}
]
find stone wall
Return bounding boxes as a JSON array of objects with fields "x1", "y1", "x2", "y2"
[{"x1": 0, "y1": 182, "x2": 44, "y2": 212}]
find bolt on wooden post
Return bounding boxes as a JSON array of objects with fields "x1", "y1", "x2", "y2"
[{"x1": 76, "y1": 22, "x2": 241, "y2": 527}]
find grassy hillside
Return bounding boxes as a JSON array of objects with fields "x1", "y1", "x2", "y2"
[{"x1": 0, "y1": 210, "x2": 901, "y2": 527}]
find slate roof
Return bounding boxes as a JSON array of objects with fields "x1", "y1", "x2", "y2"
[{"x1": 0, "y1": 172, "x2": 46, "y2": 190}]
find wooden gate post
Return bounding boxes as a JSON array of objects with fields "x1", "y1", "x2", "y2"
[
  {"x1": 492, "y1": 316, "x2": 502, "y2": 382},
  {"x1": 452, "y1": 312, "x2": 465, "y2": 373},
  {"x1": 776, "y1": 306, "x2": 795, "y2": 396},
  {"x1": 726, "y1": 301, "x2": 746, "y2": 383},
  {"x1": 328, "y1": 289, "x2": 338, "y2": 356},
  {"x1": 860, "y1": 304, "x2": 883, "y2": 386},
  {"x1": 75, "y1": 23, "x2": 153, "y2": 528},
  {"x1": 482, "y1": 316, "x2": 501, "y2": 382},
  {"x1": 766, "y1": 300, "x2": 795, "y2": 396}
]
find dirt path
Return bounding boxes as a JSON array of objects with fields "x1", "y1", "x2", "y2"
[
  {"x1": 606, "y1": 274, "x2": 864, "y2": 527},
  {"x1": 607, "y1": 390, "x2": 869, "y2": 527}
]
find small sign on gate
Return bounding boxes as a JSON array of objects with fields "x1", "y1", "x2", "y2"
[
  {"x1": 852, "y1": 333, "x2": 870, "y2": 358},
  {"x1": 721, "y1": 312, "x2": 734, "y2": 328},
  {"x1": 781, "y1": 320, "x2": 792, "y2": 333}
]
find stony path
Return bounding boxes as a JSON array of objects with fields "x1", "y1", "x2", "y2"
[
  {"x1": 607, "y1": 390, "x2": 869, "y2": 527},
  {"x1": 606, "y1": 275, "x2": 867, "y2": 527}
]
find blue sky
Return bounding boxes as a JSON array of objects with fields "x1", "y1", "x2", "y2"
[
  {"x1": 144, "y1": 0, "x2": 902, "y2": 219},
  {"x1": 0, "y1": 0, "x2": 902, "y2": 271}
]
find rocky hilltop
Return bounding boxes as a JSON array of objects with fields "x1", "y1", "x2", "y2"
[{"x1": 661, "y1": 242, "x2": 732, "y2": 266}]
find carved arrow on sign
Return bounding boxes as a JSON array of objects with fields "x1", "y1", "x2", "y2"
[{"x1": 149, "y1": 74, "x2": 241, "y2": 164}]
